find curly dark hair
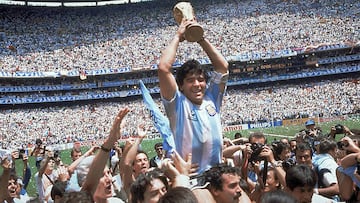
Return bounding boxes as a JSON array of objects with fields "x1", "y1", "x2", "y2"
[
  {"x1": 130, "y1": 168, "x2": 169, "y2": 203},
  {"x1": 203, "y1": 163, "x2": 241, "y2": 191},
  {"x1": 175, "y1": 59, "x2": 209, "y2": 88}
]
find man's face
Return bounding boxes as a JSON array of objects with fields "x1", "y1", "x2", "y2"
[
  {"x1": 46, "y1": 159, "x2": 55, "y2": 171},
  {"x1": 71, "y1": 151, "x2": 82, "y2": 161},
  {"x1": 212, "y1": 173, "x2": 242, "y2": 203},
  {"x1": 249, "y1": 137, "x2": 266, "y2": 145},
  {"x1": 8, "y1": 179, "x2": 19, "y2": 198},
  {"x1": 290, "y1": 141, "x2": 297, "y2": 151},
  {"x1": 295, "y1": 150, "x2": 312, "y2": 167},
  {"x1": 280, "y1": 148, "x2": 291, "y2": 161},
  {"x1": 94, "y1": 168, "x2": 113, "y2": 200},
  {"x1": 143, "y1": 178, "x2": 167, "y2": 203},
  {"x1": 133, "y1": 153, "x2": 149, "y2": 176},
  {"x1": 288, "y1": 185, "x2": 314, "y2": 203},
  {"x1": 155, "y1": 146, "x2": 163, "y2": 156},
  {"x1": 180, "y1": 73, "x2": 206, "y2": 105},
  {"x1": 264, "y1": 170, "x2": 279, "y2": 192}
]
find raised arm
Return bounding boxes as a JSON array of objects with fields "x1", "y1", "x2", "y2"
[
  {"x1": 197, "y1": 38, "x2": 228, "y2": 74},
  {"x1": 121, "y1": 124, "x2": 147, "y2": 196},
  {"x1": 197, "y1": 35, "x2": 228, "y2": 92},
  {"x1": 38, "y1": 151, "x2": 53, "y2": 177},
  {"x1": 0, "y1": 157, "x2": 12, "y2": 202},
  {"x1": 81, "y1": 108, "x2": 129, "y2": 195},
  {"x1": 260, "y1": 146, "x2": 286, "y2": 188},
  {"x1": 158, "y1": 19, "x2": 189, "y2": 100},
  {"x1": 68, "y1": 146, "x2": 99, "y2": 175}
]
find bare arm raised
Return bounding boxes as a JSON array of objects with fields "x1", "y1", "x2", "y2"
[
  {"x1": 158, "y1": 19, "x2": 188, "y2": 101},
  {"x1": 158, "y1": 19, "x2": 229, "y2": 100},
  {"x1": 81, "y1": 108, "x2": 129, "y2": 195}
]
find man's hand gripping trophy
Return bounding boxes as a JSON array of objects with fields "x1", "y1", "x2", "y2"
[{"x1": 173, "y1": 2, "x2": 204, "y2": 42}]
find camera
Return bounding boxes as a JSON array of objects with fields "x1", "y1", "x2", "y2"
[
  {"x1": 249, "y1": 143, "x2": 265, "y2": 163},
  {"x1": 337, "y1": 141, "x2": 348, "y2": 150},
  {"x1": 282, "y1": 158, "x2": 296, "y2": 172},
  {"x1": 54, "y1": 150, "x2": 60, "y2": 159},
  {"x1": 335, "y1": 124, "x2": 344, "y2": 134},
  {"x1": 17, "y1": 149, "x2": 26, "y2": 159}
]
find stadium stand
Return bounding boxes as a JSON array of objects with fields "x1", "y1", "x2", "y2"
[{"x1": 0, "y1": 0, "x2": 359, "y2": 149}]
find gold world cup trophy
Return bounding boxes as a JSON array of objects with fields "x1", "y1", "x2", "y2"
[{"x1": 173, "y1": 2, "x2": 204, "y2": 42}]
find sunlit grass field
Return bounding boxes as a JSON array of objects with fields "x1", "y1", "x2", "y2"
[{"x1": 7, "y1": 117, "x2": 360, "y2": 197}]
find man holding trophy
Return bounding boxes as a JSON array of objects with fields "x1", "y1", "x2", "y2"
[{"x1": 158, "y1": 1, "x2": 229, "y2": 174}]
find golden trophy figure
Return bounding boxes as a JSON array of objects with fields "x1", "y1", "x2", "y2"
[{"x1": 173, "y1": 2, "x2": 204, "y2": 42}]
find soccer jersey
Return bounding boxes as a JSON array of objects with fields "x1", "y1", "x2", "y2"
[{"x1": 162, "y1": 78, "x2": 224, "y2": 173}]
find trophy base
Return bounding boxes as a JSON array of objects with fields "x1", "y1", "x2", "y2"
[{"x1": 185, "y1": 24, "x2": 204, "y2": 42}]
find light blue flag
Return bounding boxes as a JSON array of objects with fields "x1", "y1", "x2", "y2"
[{"x1": 139, "y1": 80, "x2": 175, "y2": 154}]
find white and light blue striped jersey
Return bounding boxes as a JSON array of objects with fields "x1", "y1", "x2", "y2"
[{"x1": 162, "y1": 80, "x2": 224, "y2": 174}]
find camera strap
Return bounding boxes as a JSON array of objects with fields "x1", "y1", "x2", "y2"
[{"x1": 44, "y1": 173, "x2": 54, "y2": 185}]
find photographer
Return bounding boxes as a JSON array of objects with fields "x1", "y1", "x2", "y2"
[
  {"x1": 248, "y1": 145, "x2": 286, "y2": 202},
  {"x1": 241, "y1": 132, "x2": 267, "y2": 191},
  {"x1": 336, "y1": 136, "x2": 360, "y2": 201},
  {"x1": 328, "y1": 124, "x2": 355, "y2": 139},
  {"x1": 35, "y1": 150, "x2": 63, "y2": 202},
  {"x1": 271, "y1": 141, "x2": 292, "y2": 162},
  {"x1": 30, "y1": 138, "x2": 47, "y2": 170},
  {"x1": 303, "y1": 119, "x2": 323, "y2": 138},
  {"x1": 10, "y1": 148, "x2": 31, "y2": 193}
]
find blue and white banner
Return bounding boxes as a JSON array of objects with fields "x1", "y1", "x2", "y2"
[{"x1": 139, "y1": 80, "x2": 175, "y2": 154}]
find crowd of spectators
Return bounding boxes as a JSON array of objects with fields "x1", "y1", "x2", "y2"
[
  {"x1": 0, "y1": 0, "x2": 359, "y2": 73},
  {"x1": 0, "y1": 0, "x2": 359, "y2": 202},
  {"x1": 223, "y1": 77, "x2": 360, "y2": 125},
  {"x1": 1, "y1": 107, "x2": 360, "y2": 202},
  {"x1": 0, "y1": 76, "x2": 358, "y2": 151}
]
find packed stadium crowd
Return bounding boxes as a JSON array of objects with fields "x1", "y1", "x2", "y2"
[
  {"x1": 0, "y1": 0, "x2": 359, "y2": 73},
  {"x1": 0, "y1": 0, "x2": 360, "y2": 202},
  {"x1": 1, "y1": 106, "x2": 360, "y2": 203},
  {"x1": 1, "y1": 77, "x2": 358, "y2": 151}
]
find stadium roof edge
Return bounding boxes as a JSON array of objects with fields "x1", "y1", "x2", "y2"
[
  {"x1": 0, "y1": 0, "x2": 154, "y2": 7},
  {"x1": 8, "y1": 0, "x2": 125, "y2": 2}
]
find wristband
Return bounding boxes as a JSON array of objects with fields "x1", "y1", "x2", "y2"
[
  {"x1": 100, "y1": 145, "x2": 111, "y2": 153},
  {"x1": 220, "y1": 71, "x2": 229, "y2": 83},
  {"x1": 211, "y1": 71, "x2": 229, "y2": 84},
  {"x1": 270, "y1": 161, "x2": 282, "y2": 168}
]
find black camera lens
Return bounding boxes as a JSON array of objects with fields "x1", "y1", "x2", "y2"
[
  {"x1": 249, "y1": 143, "x2": 265, "y2": 163},
  {"x1": 54, "y1": 150, "x2": 60, "y2": 158},
  {"x1": 335, "y1": 124, "x2": 344, "y2": 134},
  {"x1": 337, "y1": 141, "x2": 344, "y2": 150},
  {"x1": 337, "y1": 141, "x2": 348, "y2": 150}
]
